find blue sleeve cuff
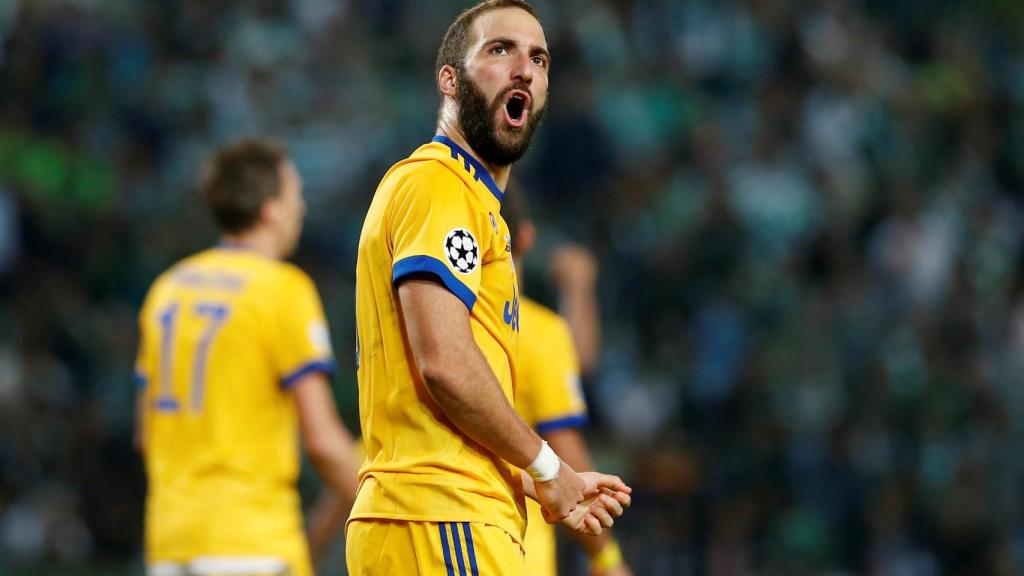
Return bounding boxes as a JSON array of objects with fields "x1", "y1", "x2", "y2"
[
  {"x1": 282, "y1": 358, "x2": 337, "y2": 389},
  {"x1": 393, "y1": 255, "x2": 477, "y2": 311},
  {"x1": 134, "y1": 372, "x2": 147, "y2": 390},
  {"x1": 535, "y1": 414, "x2": 589, "y2": 434}
]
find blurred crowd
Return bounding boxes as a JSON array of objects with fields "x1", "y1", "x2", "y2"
[{"x1": 2, "y1": 0, "x2": 1024, "y2": 574}]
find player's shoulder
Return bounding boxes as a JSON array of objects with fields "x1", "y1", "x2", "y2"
[
  {"x1": 232, "y1": 258, "x2": 316, "y2": 301},
  {"x1": 520, "y1": 297, "x2": 569, "y2": 336},
  {"x1": 389, "y1": 156, "x2": 473, "y2": 203},
  {"x1": 520, "y1": 296, "x2": 555, "y2": 321},
  {"x1": 273, "y1": 261, "x2": 317, "y2": 290},
  {"x1": 226, "y1": 260, "x2": 321, "y2": 317},
  {"x1": 152, "y1": 248, "x2": 312, "y2": 295}
]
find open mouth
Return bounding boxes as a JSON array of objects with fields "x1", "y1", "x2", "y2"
[{"x1": 503, "y1": 90, "x2": 530, "y2": 127}]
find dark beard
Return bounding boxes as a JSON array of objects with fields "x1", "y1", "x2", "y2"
[{"x1": 456, "y1": 71, "x2": 546, "y2": 167}]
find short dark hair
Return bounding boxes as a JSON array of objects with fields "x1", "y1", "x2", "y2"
[
  {"x1": 200, "y1": 139, "x2": 287, "y2": 234},
  {"x1": 435, "y1": 0, "x2": 539, "y2": 76}
]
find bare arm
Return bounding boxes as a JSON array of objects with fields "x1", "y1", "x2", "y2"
[
  {"x1": 399, "y1": 278, "x2": 543, "y2": 467},
  {"x1": 550, "y1": 245, "x2": 601, "y2": 373},
  {"x1": 306, "y1": 492, "x2": 348, "y2": 562},
  {"x1": 292, "y1": 372, "x2": 359, "y2": 561},
  {"x1": 398, "y1": 278, "x2": 597, "y2": 520}
]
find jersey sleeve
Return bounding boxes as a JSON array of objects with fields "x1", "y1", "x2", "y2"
[
  {"x1": 531, "y1": 317, "x2": 589, "y2": 434},
  {"x1": 272, "y1": 269, "x2": 336, "y2": 389},
  {"x1": 389, "y1": 163, "x2": 489, "y2": 311}
]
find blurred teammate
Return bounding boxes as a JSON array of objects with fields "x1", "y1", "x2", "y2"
[
  {"x1": 349, "y1": 1, "x2": 631, "y2": 574},
  {"x1": 134, "y1": 139, "x2": 358, "y2": 576},
  {"x1": 504, "y1": 192, "x2": 631, "y2": 576}
]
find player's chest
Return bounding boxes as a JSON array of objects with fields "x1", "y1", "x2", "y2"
[{"x1": 477, "y1": 211, "x2": 519, "y2": 333}]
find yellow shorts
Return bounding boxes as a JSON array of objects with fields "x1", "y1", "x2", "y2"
[{"x1": 346, "y1": 520, "x2": 523, "y2": 575}]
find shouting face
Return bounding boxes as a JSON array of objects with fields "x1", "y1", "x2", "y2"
[{"x1": 454, "y1": 7, "x2": 550, "y2": 166}]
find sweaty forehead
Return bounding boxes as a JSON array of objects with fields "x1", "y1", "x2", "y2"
[{"x1": 468, "y1": 7, "x2": 547, "y2": 51}]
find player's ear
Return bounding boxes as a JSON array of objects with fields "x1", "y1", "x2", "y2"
[
  {"x1": 438, "y1": 65, "x2": 458, "y2": 97},
  {"x1": 260, "y1": 195, "x2": 281, "y2": 227}
]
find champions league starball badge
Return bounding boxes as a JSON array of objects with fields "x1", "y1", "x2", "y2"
[{"x1": 444, "y1": 228, "x2": 480, "y2": 274}]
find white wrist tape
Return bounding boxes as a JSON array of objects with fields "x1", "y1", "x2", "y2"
[{"x1": 526, "y1": 441, "x2": 560, "y2": 482}]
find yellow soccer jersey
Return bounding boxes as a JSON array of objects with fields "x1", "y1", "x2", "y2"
[
  {"x1": 135, "y1": 246, "x2": 335, "y2": 575},
  {"x1": 515, "y1": 297, "x2": 588, "y2": 433},
  {"x1": 351, "y1": 136, "x2": 525, "y2": 543},
  {"x1": 515, "y1": 297, "x2": 589, "y2": 576}
]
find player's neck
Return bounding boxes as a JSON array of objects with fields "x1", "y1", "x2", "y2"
[
  {"x1": 435, "y1": 127, "x2": 512, "y2": 191},
  {"x1": 219, "y1": 229, "x2": 280, "y2": 260}
]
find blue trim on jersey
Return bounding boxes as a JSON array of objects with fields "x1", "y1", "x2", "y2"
[
  {"x1": 134, "y1": 371, "x2": 147, "y2": 390},
  {"x1": 154, "y1": 397, "x2": 180, "y2": 411},
  {"x1": 281, "y1": 358, "x2": 337, "y2": 389},
  {"x1": 462, "y1": 523, "x2": 479, "y2": 576},
  {"x1": 393, "y1": 255, "x2": 477, "y2": 311},
  {"x1": 432, "y1": 135, "x2": 505, "y2": 204},
  {"x1": 439, "y1": 523, "x2": 456, "y2": 576},
  {"x1": 450, "y1": 523, "x2": 468, "y2": 576},
  {"x1": 535, "y1": 413, "x2": 589, "y2": 434}
]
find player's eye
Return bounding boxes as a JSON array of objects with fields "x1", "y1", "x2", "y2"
[
  {"x1": 491, "y1": 45, "x2": 509, "y2": 55},
  {"x1": 532, "y1": 56, "x2": 547, "y2": 68}
]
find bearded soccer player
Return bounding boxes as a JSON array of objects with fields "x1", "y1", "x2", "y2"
[
  {"x1": 349, "y1": 1, "x2": 632, "y2": 574},
  {"x1": 135, "y1": 140, "x2": 359, "y2": 576}
]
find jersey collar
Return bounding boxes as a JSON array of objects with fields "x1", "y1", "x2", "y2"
[
  {"x1": 216, "y1": 240, "x2": 274, "y2": 260},
  {"x1": 431, "y1": 135, "x2": 505, "y2": 204}
]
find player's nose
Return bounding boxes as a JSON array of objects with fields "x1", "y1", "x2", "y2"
[{"x1": 511, "y1": 53, "x2": 533, "y2": 84}]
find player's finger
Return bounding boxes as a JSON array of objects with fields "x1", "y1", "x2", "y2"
[
  {"x1": 589, "y1": 474, "x2": 630, "y2": 496},
  {"x1": 601, "y1": 486, "x2": 632, "y2": 508},
  {"x1": 584, "y1": 513, "x2": 603, "y2": 536},
  {"x1": 591, "y1": 501, "x2": 615, "y2": 527},
  {"x1": 598, "y1": 493, "x2": 624, "y2": 517}
]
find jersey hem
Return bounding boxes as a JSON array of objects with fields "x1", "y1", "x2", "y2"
[{"x1": 346, "y1": 512, "x2": 524, "y2": 548}]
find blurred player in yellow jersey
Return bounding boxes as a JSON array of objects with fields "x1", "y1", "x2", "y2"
[
  {"x1": 134, "y1": 140, "x2": 359, "y2": 576},
  {"x1": 504, "y1": 191, "x2": 632, "y2": 576},
  {"x1": 349, "y1": 1, "x2": 632, "y2": 574}
]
